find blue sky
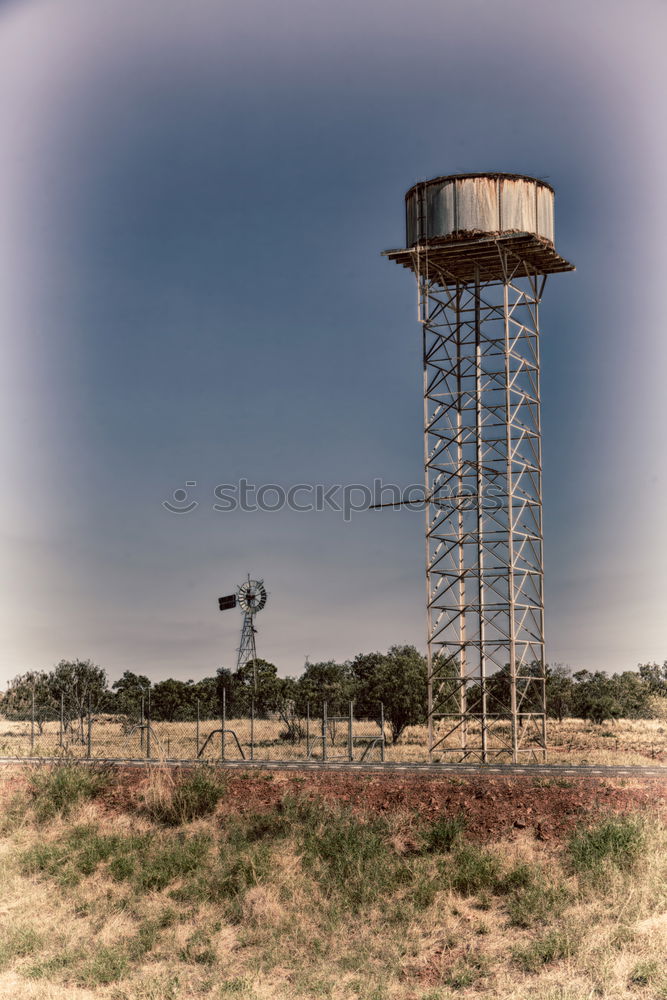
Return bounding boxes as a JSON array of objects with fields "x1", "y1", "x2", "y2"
[{"x1": 1, "y1": 0, "x2": 666, "y2": 685}]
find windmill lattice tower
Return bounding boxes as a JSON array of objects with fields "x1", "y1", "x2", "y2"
[{"x1": 218, "y1": 577, "x2": 268, "y2": 688}]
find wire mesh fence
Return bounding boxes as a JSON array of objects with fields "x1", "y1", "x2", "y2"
[
  {"x1": 0, "y1": 687, "x2": 558, "y2": 764},
  {"x1": 0, "y1": 697, "x2": 391, "y2": 764}
]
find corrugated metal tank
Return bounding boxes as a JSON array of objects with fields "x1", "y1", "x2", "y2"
[{"x1": 405, "y1": 173, "x2": 554, "y2": 246}]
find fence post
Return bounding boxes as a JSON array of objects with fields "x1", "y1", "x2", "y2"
[
  {"x1": 196, "y1": 700, "x2": 200, "y2": 758},
  {"x1": 221, "y1": 688, "x2": 226, "y2": 762},
  {"x1": 86, "y1": 695, "x2": 92, "y2": 758},
  {"x1": 306, "y1": 702, "x2": 310, "y2": 758},
  {"x1": 322, "y1": 701, "x2": 327, "y2": 762},
  {"x1": 348, "y1": 701, "x2": 354, "y2": 762},
  {"x1": 59, "y1": 692, "x2": 64, "y2": 748},
  {"x1": 250, "y1": 699, "x2": 255, "y2": 761},
  {"x1": 140, "y1": 694, "x2": 145, "y2": 754},
  {"x1": 30, "y1": 689, "x2": 35, "y2": 754},
  {"x1": 146, "y1": 688, "x2": 152, "y2": 760},
  {"x1": 380, "y1": 702, "x2": 385, "y2": 762}
]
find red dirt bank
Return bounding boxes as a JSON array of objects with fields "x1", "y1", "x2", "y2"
[{"x1": 99, "y1": 767, "x2": 667, "y2": 842}]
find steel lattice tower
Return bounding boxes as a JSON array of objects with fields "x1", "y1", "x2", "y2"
[
  {"x1": 384, "y1": 173, "x2": 573, "y2": 762},
  {"x1": 236, "y1": 610, "x2": 258, "y2": 672}
]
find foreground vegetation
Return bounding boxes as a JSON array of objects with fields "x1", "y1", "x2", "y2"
[{"x1": 0, "y1": 764, "x2": 666, "y2": 999}]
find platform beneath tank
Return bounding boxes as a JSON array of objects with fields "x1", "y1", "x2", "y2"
[{"x1": 382, "y1": 232, "x2": 574, "y2": 284}]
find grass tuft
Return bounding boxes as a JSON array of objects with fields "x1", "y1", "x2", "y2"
[
  {"x1": 297, "y1": 800, "x2": 407, "y2": 912},
  {"x1": 445, "y1": 951, "x2": 489, "y2": 990},
  {"x1": 76, "y1": 945, "x2": 129, "y2": 986},
  {"x1": 422, "y1": 814, "x2": 466, "y2": 853},
  {"x1": 21, "y1": 823, "x2": 211, "y2": 892},
  {"x1": 142, "y1": 766, "x2": 226, "y2": 825},
  {"x1": 219, "y1": 979, "x2": 250, "y2": 994},
  {"x1": 513, "y1": 929, "x2": 573, "y2": 972},
  {"x1": 446, "y1": 846, "x2": 502, "y2": 895},
  {"x1": 506, "y1": 881, "x2": 570, "y2": 927},
  {"x1": 179, "y1": 928, "x2": 217, "y2": 966},
  {"x1": 127, "y1": 833, "x2": 212, "y2": 891},
  {"x1": 24, "y1": 950, "x2": 80, "y2": 980},
  {"x1": 628, "y1": 960, "x2": 666, "y2": 989},
  {"x1": 0, "y1": 924, "x2": 43, "y2": 970},
  {"x1": 27, "y1": 763, "x2": 111, "y2": 821},
  {"x1": 229, "y1": 809, "x2": 289, "y2": 844},
  {"x1": 567, "y1": 816, "x2": 644, "y2": 875}
]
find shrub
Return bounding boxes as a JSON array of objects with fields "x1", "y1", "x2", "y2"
[{"x1": 27, "y1": 764, "x2": 111, "y2": 821}]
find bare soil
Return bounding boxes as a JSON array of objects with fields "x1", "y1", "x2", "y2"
[{"x1": 84, "y1": 766, "x2": 667, "y2": 842}]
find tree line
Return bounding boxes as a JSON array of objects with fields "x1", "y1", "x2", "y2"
[{"x1": 2, "y1": 653, "x2": 667, "y2": 744}]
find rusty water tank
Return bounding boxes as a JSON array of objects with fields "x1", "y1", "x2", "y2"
[{"x1": 405, "y1": 173, "x2": 554, "y2": 247}]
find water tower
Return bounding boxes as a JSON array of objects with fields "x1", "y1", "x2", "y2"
[{"x1": 384, "y1": 173, "x2": 574, "y2": 762}]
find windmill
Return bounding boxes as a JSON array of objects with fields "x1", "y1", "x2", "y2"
[{"x1": 218, "y1": 576, "x2": 268, "y2": 688}]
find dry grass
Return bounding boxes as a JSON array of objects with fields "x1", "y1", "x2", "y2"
[{"x1": 0, "y1": 767, "x2": 666, "y2": 998}]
